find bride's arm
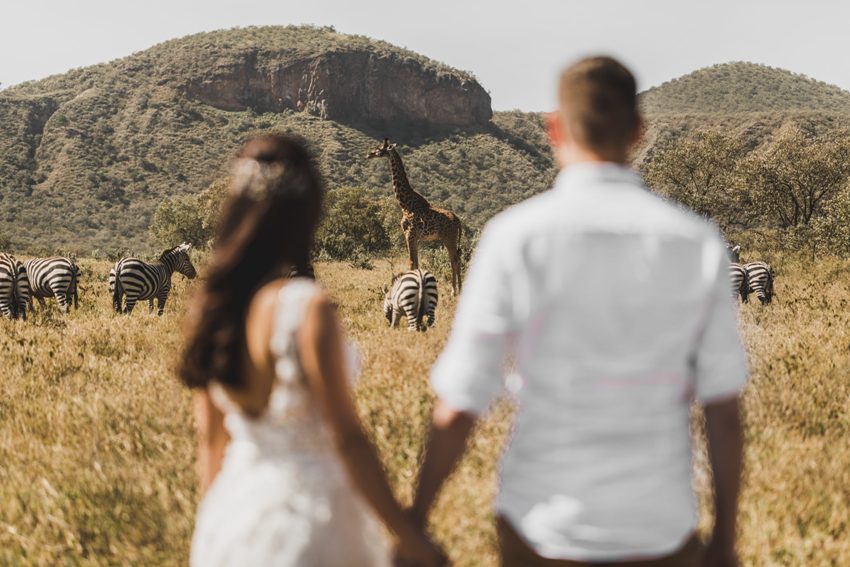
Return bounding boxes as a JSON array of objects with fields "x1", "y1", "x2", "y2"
[
  {"x1": 193, "y1": 389, "x2": 230, "y2": 496},
  {"x1": 297, "y1": 293, "x2": 444, "y2": 566}
]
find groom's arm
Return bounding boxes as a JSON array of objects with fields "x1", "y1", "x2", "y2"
[
  {"x1": 411, "y1": 401, "x2": 477, "y2": 526},
  {"x1": 412, "y1": 221, "x2": 516, "y2": 526}
]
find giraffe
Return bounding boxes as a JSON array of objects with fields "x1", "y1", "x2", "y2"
[{"x1": 367, "y1": 139, "x2": 463, "y2": 295}]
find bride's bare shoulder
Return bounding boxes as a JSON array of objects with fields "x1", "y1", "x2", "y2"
[{"x1": 248, "y1": 278, "x2": 289, "y2": 322}]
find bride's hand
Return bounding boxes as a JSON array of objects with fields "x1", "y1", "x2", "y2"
[{"x1": 393, "y1": 530, "x2": 448, "y2": 567}]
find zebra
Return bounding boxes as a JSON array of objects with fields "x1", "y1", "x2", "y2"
[
  {"x1": 286, "y1": 263, "x2": 316, "y2": 280},
  {"x1": 728, "y1": 262, "x2": 749, "y2": 303},
  {"x1": 383, "y1": 269, "x2": 438, "y2": 332},
  {"x1": 744, "y1": 261, "x2": 774, "y2": 305},
  {"x1": 0, "y1": 253, "x2": 30, "y2": 320},
  {"x1": 24, "y1": 257, "x2": 81, "y2": 313},
  {"x1": 111, "y1": 243, "x2": 197, "y2": 315},
  {"x1": 726, "y1": 245, "x2": 741, "y2": 263}
]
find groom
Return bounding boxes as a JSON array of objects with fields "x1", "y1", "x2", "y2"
[{"x1": 410, "y1": 57, "x2": 747, "y2": 566}]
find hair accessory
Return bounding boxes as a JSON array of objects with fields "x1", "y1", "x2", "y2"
[{"x1": 231, "y1": 158, "x2": 288, "y2": 200}]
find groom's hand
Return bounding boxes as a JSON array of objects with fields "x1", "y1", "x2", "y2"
[{"x1": 393, "y1": 529, "x2": 448, "y2": 567}]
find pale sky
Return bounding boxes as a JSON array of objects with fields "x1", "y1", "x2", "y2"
[{"x1": 2, "y1": 0, "x2": 848, "y2": 111}]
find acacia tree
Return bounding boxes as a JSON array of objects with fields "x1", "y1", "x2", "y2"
[
  {"x1": 148, "y1": 195, "x2": 207, "y2": 248},
  {"x1": 741, "y1": 128, "x2": 850, "y2": 228},
  {"x1": 197, "y1": 178, "x2": 229, "y2": 236},
  {"x1": 148, "y1": 179, "x2": 230, "y2": 249},
  {"x1": 643, "y1": 129, "x2": 750, "y2": 229},
  {"x1": 314, "y1": 186, "x2": 391, "y2": 260},
  {"x1": 811, "y1": 186, "x2": 850, "y2": 256}
]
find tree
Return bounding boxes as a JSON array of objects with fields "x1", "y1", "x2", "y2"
[
  {"x1": 811, "y1": 186, "x2": 850, "y2": 257},
  {"x1": 740, "y1": 128, "x2": 850, "y2": 228},
  {"x1": 315, "y1": 187, "x2": 391, "y2": 260},
  {"x1": 197, "y1": 178, "x2": 229, "y2": 236},
  {"x1": 149, "y1": 195, "x2": 208, "y2": 248},
  {"x1": 643, "y1": 129, "x2": 750, "y2": 229}
]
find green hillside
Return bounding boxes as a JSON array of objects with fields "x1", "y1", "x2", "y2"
[
  {"x1": 5, "y1": 34, "x2": 850, "y2": 254},
  {"x1": 634, "y1": 62, "x2": 850, "y2": 167},
  {"x1": 640, "y1": 62, "x2": 850, "y2": 115},
  {"x1": 0, "y1": 26, "x2": 552, "y2": 253}
]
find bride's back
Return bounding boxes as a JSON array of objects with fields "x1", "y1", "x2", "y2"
[{"x1": 209, "y1": 277, "x2": 337, "y2": 455}]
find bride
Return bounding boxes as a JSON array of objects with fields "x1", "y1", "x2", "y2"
[{"x1": 179, "y1": 135, "x2": 444, "y2": 567}]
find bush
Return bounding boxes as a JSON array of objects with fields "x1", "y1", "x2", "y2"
[
  {"x1": 315, "y1": 186, "x2": 392, "y2": 261},
  {"x1": 148, "y1": 195, "x2": 209, "y2": 248},
  {"x1": 811, "y1": 187, "x2": 850, "y2": 257},
  {"x1": 642, "y1": 129, "x2": 750, "y2": 230},
  {"x1": 740, "y1": 128, "x2": 850, "y2": 228},
  {"x1": 197, "y1": 178, "x2": 229, "y2": 236}
]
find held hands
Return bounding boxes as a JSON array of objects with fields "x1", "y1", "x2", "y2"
[
  {"x1": 702, "y1": 538, "x2": 738, "y2": 567},
  {"x1": 393, "y1": 516, "x2": 448, "y2": 567},
  {"x1": 393, "y1": 535, "x2": 447, "y2": 567}
]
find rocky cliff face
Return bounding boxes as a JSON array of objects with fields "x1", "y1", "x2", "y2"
[{"x1": 181, "y1": 49, "x2": 492, "y2": 134}]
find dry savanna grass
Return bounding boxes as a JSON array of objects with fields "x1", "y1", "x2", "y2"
[{"x1": 0, "y1": 255, "x2": 848, "y2": 566}]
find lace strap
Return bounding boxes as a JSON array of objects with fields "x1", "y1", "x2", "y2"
[
  {"x1": 269, "y1": 278, "x2": 321, "y2": 385},
  {"x1": 208, "y1": 382, "x2": 240, "y2": 414}
]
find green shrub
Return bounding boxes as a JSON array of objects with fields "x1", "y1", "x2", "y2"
[
  {"x1": 315, "y1": 186, "x2": 391, "y2": 261},
  {"x1": 148, "y1": 195, "x2": 209, "y2": 248}
]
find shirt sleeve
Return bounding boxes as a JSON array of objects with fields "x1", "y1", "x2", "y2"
[
  {"x1": 430, "y1": 220, "x2": 517, "y2": 415},
  {"x1": 693, "y1": 238, "x2": 750, "y2": 404}
]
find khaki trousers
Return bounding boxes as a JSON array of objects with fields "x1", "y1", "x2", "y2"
[{"x1": 498, "y1": 517, "x2": 703, "y2": 567}]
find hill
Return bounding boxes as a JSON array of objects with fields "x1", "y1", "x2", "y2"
[
  {"x1": 639, "y1": 62, "x2": 850, "y2": 115},
  {"x1": 634, "y1": 62, "x2": 850, "y2": 167},
  {"x1": 6, "y1": 40, "x2": 850, "y2": 253},
  {"x1": 0, "y1": 26, "x2": 554, "y2": 253}
]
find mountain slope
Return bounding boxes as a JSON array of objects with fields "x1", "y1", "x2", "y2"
[
  {"x1": 5, "y1": 39, "x2": 850, "y2": 254},
  {"x1": 633, "y1": 62, "x2": 850, "y2": 167},
  {"x1": 639, "y1": 62, "x2": 850, "y2": 115},
  {"x1": 0, "y1": 26, "x2": 553, "y2": 253}
]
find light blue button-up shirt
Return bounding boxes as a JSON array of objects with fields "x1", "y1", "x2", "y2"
[{"x1": 431, "y1": 162, "x2": 748, "y2": 561}]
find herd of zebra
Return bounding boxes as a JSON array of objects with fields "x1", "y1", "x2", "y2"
[
  {"x1": 386, "y1": 245, "x2": 773, "y2": 335},
  {"x1": 0, "y1": 241, "x2": 441, "y2": 333},
  {"x1": 0, "y1": 244, "x2": 198, "y2": 321},
  {"x1": 0, "y1": 254, "x2": 80, "y2": 319},
  {"x1": 727, "y1": 245, "x2": 775, "y2": 305},
  {"x1": 2, "y1": 240, "x2": 765, "y2": 327}
]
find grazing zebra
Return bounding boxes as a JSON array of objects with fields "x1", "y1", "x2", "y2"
[
  {"x1": 24, "y1": 257, "x2": 81, "y2": 313},
  {"x1": 744, "y1": 261, "x2": 774, "y2": 305},
  {"x1": 0, "y1": 253, "x2": 30, "y2": 320},
  {"x1": 286, "y1": 263, "x2": 316, "y2": 279},
  {"x1": 383, "y1": 269, "x2": 438, "y2": 332},
  {"x1": 112, "y1": 243, "x2": 197, "y2": 315},
  {"x1": 726, "y1": 245, "x2": 741, "y2": 263},
  {"x1": 728, "y1": 262, "x2": 749, "y2": 303}
]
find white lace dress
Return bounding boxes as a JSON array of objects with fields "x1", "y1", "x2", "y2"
[{"x1": 190, "y1": 278, "x2": 390, "y2": 567}]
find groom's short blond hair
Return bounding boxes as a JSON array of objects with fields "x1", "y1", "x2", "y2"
[{"x1": 558, "y1": 57, "x2": 639, "y2": 156}]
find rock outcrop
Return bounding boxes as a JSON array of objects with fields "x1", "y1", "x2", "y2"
[{"x1": 181, "y1": 49, "x2": 492, "y2": 134}]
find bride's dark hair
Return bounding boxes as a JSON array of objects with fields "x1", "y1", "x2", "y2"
[{"x1": 179, "y1": 135, "x2": 325, "y2": 389}]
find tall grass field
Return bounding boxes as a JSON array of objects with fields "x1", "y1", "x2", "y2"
[{"x1": 0, "y1": 256, "x2": 848, "y2": 565}]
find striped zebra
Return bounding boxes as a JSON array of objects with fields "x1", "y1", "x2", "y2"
[
  {"x1": 726, "y1": 245, "x2": 741, "y2": 263},
  {"x1": 286, "y1": 263, "x2": 316, "y2": 279},
  {"x1": 0, "y1": 253, "x2": 30, "y2": 320},
  {"x1": 383, "y1": 269, "x2": 438, "y2": 332},
  {"x1": 111, "y1": 243, "x2": 197, "y2": 315},
  {"x1": 24, "y1": 257, "x2": 81, "y2": 313},
  {"x1": 728, "y1": 263, "x2": 749, "y2": 303},
  {"x1": 745, "y1": 261, "x2": 774, "y2": 305}
]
